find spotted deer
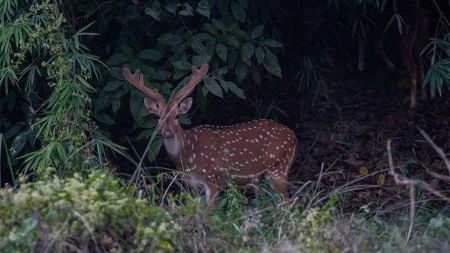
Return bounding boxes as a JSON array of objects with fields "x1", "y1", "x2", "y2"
[{"x1": 122, "y1": 63, "x2": 298, "y2": 208}]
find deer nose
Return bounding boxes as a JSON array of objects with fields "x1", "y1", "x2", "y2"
[{"x1": 162, "y1": 130, "x2": 174, "y2": 138}]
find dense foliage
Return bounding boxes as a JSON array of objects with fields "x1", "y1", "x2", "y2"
[
  {"x1": 0, "y1": 0, "x2": 123, "y2": 178},
  {"x1": 1, "y1": 0, "x2": 450, "y2": 252}
]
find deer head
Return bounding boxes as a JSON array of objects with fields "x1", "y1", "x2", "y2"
[{"x1": 122, "y1": 64, "x2": 209, "y2": 139}]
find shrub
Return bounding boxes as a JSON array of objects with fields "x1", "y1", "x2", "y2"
[{"x1": 0, "y1": 170, "x2": 181, "y2": 252}]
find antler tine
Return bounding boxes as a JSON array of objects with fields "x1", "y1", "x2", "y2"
[
  {"x1": 122, "y1": 67, "x2": 165, "y2": 103},
  {"x1": 172, "y1": 63, "x2": 209, "y2": 103}
]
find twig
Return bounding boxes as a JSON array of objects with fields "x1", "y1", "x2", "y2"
[
  {"x1": 387, "y1": 139, "x2": 416, "y2": 242},
  {"x1": 418, "y1": 128, "x2": 450, "y2": 175},
  {"x1": 426, "y1": 170, "x2": 450, "y2": 183},
  {"x1": 387, "y1": 138, "x2": 450, "y2": 241},
  {"x1": 431, "y1": 0, "x2": 450, "y2": 26},
  {"x1": 387, "y1": 139, "x2": 450, "y2": 203}
]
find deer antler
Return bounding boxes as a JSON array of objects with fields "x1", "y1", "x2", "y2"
[
  {"x1": 122, "y1": 67, "x2": 166, "y2": 103},
  {"x1": 172, "y1": 63, "x2": 209, "y2": 103}
]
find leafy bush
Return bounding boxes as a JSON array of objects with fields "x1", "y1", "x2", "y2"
[
  {"x1": 0, "y1": 0, "x2": 124, "y2": 176},
  {"x1": 0, "y1": 169, "x2": 181, "y2": 252}
]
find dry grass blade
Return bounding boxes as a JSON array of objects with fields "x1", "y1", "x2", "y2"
[{"x1": 72, "y1": 210, "x2": 100, "y2": 252}]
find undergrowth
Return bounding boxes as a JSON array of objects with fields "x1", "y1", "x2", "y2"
[{"x1": 1, "y1": 169, "x2": 449, "y2": 253}]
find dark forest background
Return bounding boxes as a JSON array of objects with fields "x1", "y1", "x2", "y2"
[{"x1": 1, "y1": 0, "x2": 450, "y2": 252}]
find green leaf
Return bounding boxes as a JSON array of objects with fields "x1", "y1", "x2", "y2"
[
  {"x1": 137, "y1": 49, "x2": 163, "y2": 61},
  {"x1": 263, "y1": 51, "x2": 282, "y2": 78},
  {"x1": 140, "y1": 117, "x2": 158, "y2": 128},
  {"x1": 107, "y1": 53, "x2": 128, "y2": 65},
  {"x1": 219, "y1": 80, "x2": 246, "y2": 99},
  {"x1": 147, "y1": 138, "x2": 162, "y2": 161},
  {"x1": 203, "y1": 23, "x2": 218, "y2": 35},
  {"x1": 216, "y1": 43, "x2": 228, "y2": 62},
  {"x1": 227, "y1": 50, "x2": 239, "y2": 69},
  {"x1": 130, "y1": 93, "x2": 144, "y2": 121},
  {"x1": 173, "y1": 70, "x2": 189, "y2": 79},
  {"x1": 112, "y1": 100, "x2": 121, "y2": 113},
  {"x1": 108, "y1": 67, "x2": 125, "y2": 80},
  {"x1": 197, "y1": 0, "x2": 211, "y2": 18},
  {"x1": 10, "y1": 132, "x2": 27, "y2": 157},
  {"x1": 95, "y1": 112, "x2": 115, "y2": 125},
  {"x1": 110, "y1": 67, "x2": 124, "y2": 80},
  {"x1": 228, "y1": 83, "x2": 246, "y2": 99},
  {"x1": 145, "y1": 7, "x2": 161, "y2": 21},
  {"x1": 204, "y1": 76, "x2": 223, "y2": 98},
  {"x1": 224, "y1": 35, "x2": 239, "y2": 48},
  {"x1": 250, "y1": 64, "x2": 261, "y2": 84},
  {"x1": 251, "y1": 25, "x2": 264, "y2": 39},
  {"x1": 231, "y1": 2, "x2": 246, "y2": 23},
  {"x1": 120, "y1": 45, "x2": 134, "y2": 57},
  {"x1": 192, "y1": 40, "x2": 208, "y2": 55},
  {"x1": 264, "y1": 39, "x2": 283, "y2": 48},
  {"x1": 212, "y1": 19, "x2": 226, "y2": 31},
  {"x1": 6, "y1": 90, "x2": 16, "y2": 111},
  {"x1": 238, "y1": 0, "x2": 248, "y2": 9},
  {"x1": 158, "y1": 34, "x2": 183, "y2": 45},
  {"x1": 235, "y1": 60, "x2": 249, "y2": 82},
  {"x1": 166, "y1": 2, "x2": 177, "y2": 14},
  {"x1": 141, "y1": 66, "x2": 156, "y2": 77},
  {"x1": 224, "y1": 21, "x2": 239, "y2": 32},
  {"x1": 219, "y1": 79, "x2": 229, "y2": 92},
  {"x1": 153, "y1": 70, "x2": 172, "y2": 81},
  {"x1": 235, "y1": 28, "x2": 251, "y2": 41},
  {"x1": 103, "y1": 81, "x2": 123, "y2": 92},
  {"x1": 255, "y1": 47, "x2": 265, "y2": 65},
  {"x1": 179, "y1": 2, "x2": 193, "y2": 16},
  {"x1": 22, "y1": 218, "x2": 37, "y2": 233},
  {"x1": 192, "y1": 55, "x2": 212, "y2": 66},
  {"x1": 207, "y1": 38, "x2": 217, "y2": 55},
  {"x1": 218, "y1": 1, "x2": 229, "y2": 16},
  {"x1": 194, "y1": 33, "x2": 212, "y2": 42},
  {"x1": 171, "y1": 60, "x2": 191, "y2": 71},
  {"x1": 241, "y1": 42, "x2": 254, "y2": 62},
  {"x1": 160, "y1": 83, "x2": 173, "y2": 96},
  {"x1": 179, "y1": 114, "x2": 191, "y2": 125}
]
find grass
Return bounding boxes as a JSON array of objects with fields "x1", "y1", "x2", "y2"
[{"x1": 0, "y1": 165, "x2": 449, "y2": 252}]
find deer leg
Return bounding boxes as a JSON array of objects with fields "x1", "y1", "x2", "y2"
[
  {"x1": 266, "y1": 143, "x2": 296, "y2": 199},
  {"x1": 265, "y1": 165, "x2": 289, "y2": 199},
  {"x1": 205, "y1": 182, "x2": 220, "y2": 209},
  {"x1": 269, "y1": 176, "x2": 289, "y2": 199}
]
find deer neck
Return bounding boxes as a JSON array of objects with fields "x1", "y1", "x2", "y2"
[{"x1": 162, "y1": 126, "x2": 190, "y2": 167}]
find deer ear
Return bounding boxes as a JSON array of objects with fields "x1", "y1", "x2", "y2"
[
  {"x1": 178, "y1": 97, "x2": 193, "y2": 114},
  {"x1": 144, "y1": 97, "x2": 159, "y2": 115}
]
